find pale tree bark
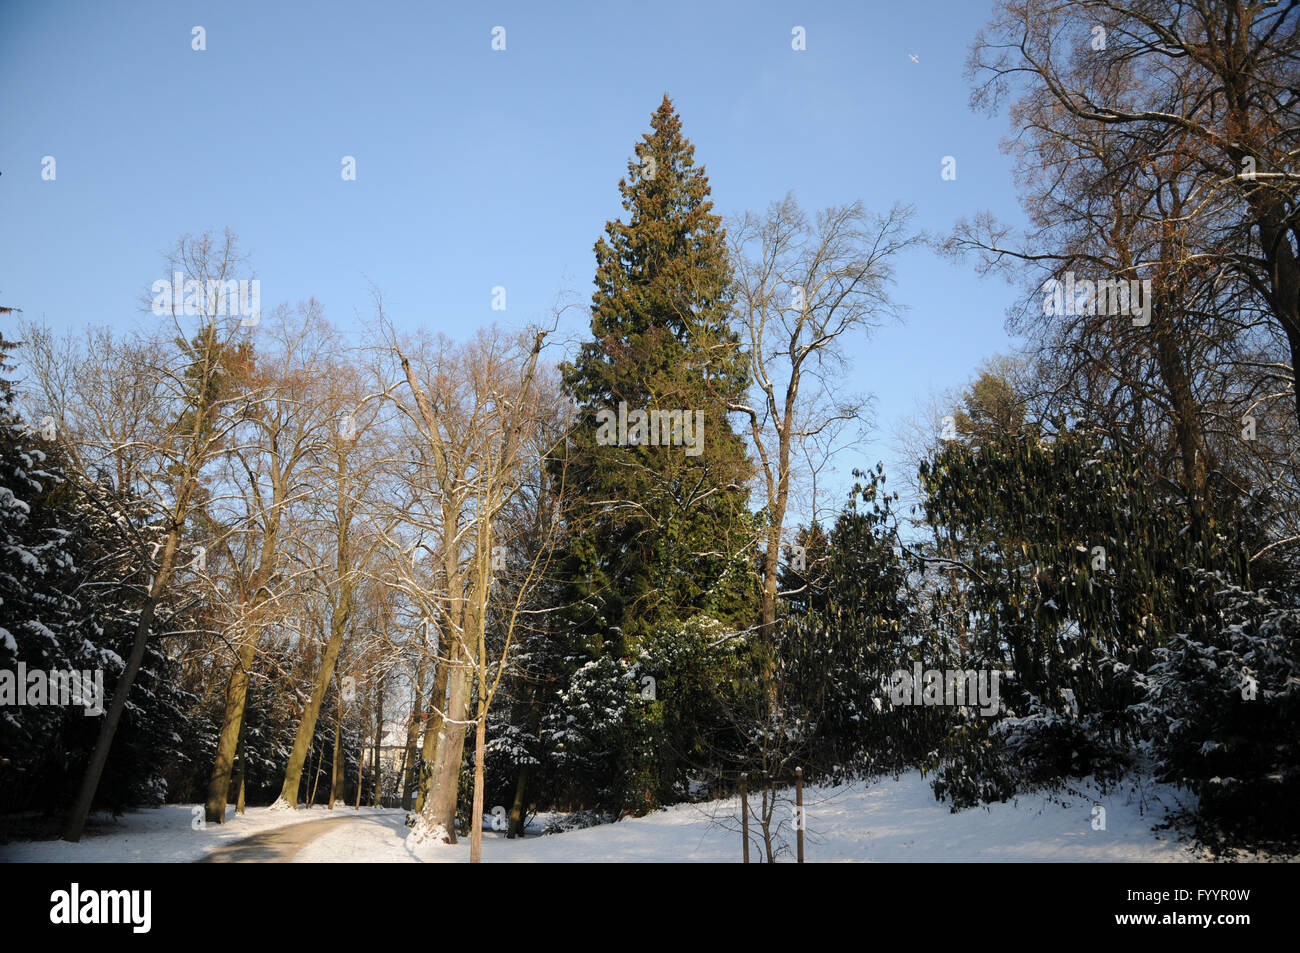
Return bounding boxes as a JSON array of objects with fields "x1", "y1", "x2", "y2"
[
  {"x1": 462, "y1": 333, "x2": 558, "y2": 863},
  {"x1": 384, "y1": 317, "x2": 558, "y2": 859},
  {"x1": 729, "y1": 198, "x2": 915, "y2": 647}
]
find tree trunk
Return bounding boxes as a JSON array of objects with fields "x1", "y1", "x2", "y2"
[
  {"x1": 234, "y1": 717, "x2": 247, "y2": 816},
  {"x1": 328, "y1": 689, "x2": 344, "y2": 809},
  {"x1": 371, "y1": 676, "x2": 384, "y2": 807},
  {"x1": 355, "y1": 684, "x2": 367, "y2": 811},
  {"x1": 354, "y1": 737, "x2": 364, "y2": 811},
  {"x1": 506, "y1": 764, "x2": 529, "y2": 839},
  {"x1": 422, "y1": 640, "x2": 472, "y2": 841},
  {"x1": 470, "y1": 621, "x2": 488, "y2": 863},
  {"x1": 401, "y1": 655, "x2": 427, "y2": 810},
  {"x1": 61, "y1": 593, "x2": 162, "y2": 840},
  {"x1": 761, "y1": 524, "x2": 781, "y2": 639},
  {"x1": 62, "y1": 528, "x2": 183, "y2": 842},
  {"x1": 204, "y1": 629, "x2": 258, "y2": 822},
  {"x1": 277, "y1": 600, "x2": 350, "y2": 807},
  {"x1": 760, "y1": 439, "x2": 791, "y2": 701},
  {"x1": 414, "y1": 660, "x2": 448, "y2": 813},
  {"x1": 1238, "y1": 154, "x2": 1300, "y2": 440},
  {"x1": 306, "y1": 750, "x2": 318, "y2": 808}
]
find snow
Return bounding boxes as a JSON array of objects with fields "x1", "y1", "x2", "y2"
[
  {"x1": 5, "y1": 770, "x2": 1281, "y2": 863},
  {"x1": 298, "y1": 771, "x2": 1225, "y2": 863},
  {"x1": 0, "y1": 804, "x2": 396, "y2": 863}
]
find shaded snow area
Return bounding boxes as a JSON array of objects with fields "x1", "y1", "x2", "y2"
[
  {"x1": 300, "y1": 771, "x2": 1214, "y2": 863},
  {"x1": 0, "y1": 804, "x2": 399, "y2": 863},
  {"x1": 6, "y1": 769, "x2": 1269, "y2": 863}
]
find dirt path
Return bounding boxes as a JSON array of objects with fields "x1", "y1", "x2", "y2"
[{"x1": 198, "y1": 815, "x2": 373, "y2": 863}]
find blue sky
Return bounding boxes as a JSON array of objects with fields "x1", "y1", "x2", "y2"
[{"x1": 1, "y1": 0, "x2": 1028, "y2": 506}]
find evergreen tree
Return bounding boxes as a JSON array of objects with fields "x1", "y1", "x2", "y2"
[
  {"x1": 556, "y1": 95, "x2": 754, "y2": 652},
  {"x1": 1140, "y1": 576, "x2": 1300, "y2": 851},
  {"x1": 0, "y1": 314, "x2": 86, "y2": 805},
  {"x1": 0, "y1": 312, "x2": 191, "y2": 814}
]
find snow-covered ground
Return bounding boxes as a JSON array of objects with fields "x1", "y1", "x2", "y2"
[
  {"x1": 5, "y1": 769, "x2": 1259, "y2": 863},
  {"x1": 300, "y1": 771, "x2": 1211, "y2": 863},
  {"x1": 0, "y1": 803, "x2": 398, "y2": 863}
]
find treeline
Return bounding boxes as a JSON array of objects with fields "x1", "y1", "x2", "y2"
[{"x1": 2, "y1": 0, "x2": 1298, "y2": 860}]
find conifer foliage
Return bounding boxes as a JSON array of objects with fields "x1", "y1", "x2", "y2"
[{"x1": 557, "y1": 95, "x2": 754, "y2": 649}]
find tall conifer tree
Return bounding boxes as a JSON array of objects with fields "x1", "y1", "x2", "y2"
[{"x1": 557, "y1": 95, "x2": 755, "y2": 653}]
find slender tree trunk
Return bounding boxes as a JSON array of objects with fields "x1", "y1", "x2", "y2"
[
  {"x1": 328, "y1": 689, "x2": 344, "y2": 809},
  {"x1": 205, "y1": 488, "x2": 283, "y2": 824},
  {"x1": 507, "y1": 686, "x2": 539, "y2": 839},
  {"x1": 205, "y1": 630, "x2": 258, "y2": 822},
  {"x1": 1153, "y1": 307, "x2": 1208, "y2": 493},
  {"x1": 759, "y1": 441, "x2": 791, "y2": 702},
  {"x1": 278, "y1": 449, "x2": 354, "y2": 807},
  {"x1": 506, "y1": 765, "x2": 529, "y2": 839},
  {"x1": 354, "y1": 736, "x2": 364, "y2": 811},
  {"x1": 470, "y1": 618, "x2": 488, "y2": 863},
  {"x1": 355, "y1": 687, "x2": 367, "y2": 811},
  {"x1": 371, "y1": 677, "x2": 384, "y2": 807},
  {"x1": 401, "y1": 655, "x2": 427, "y2": 810},
  {"x1": 306, "y1": 750, "x2": 318, "y2": 808},
  {"x1": 277, "y1": 598, "x2": 350, "y2": 807},
  {"x1": 62, "y1": 532, "x2": 180, "y2": 841},
  {"x1": 414, "y1": 661, "x2": 448, "y2": 813},
  {"x1": 760, "y1": 524, "x2": 781, "y2": 639},
  {"x1": 234, "y1": 719, "x2": 247, "y2": 816},
  {"x1": 761, "y1": 788, "x2": 775, "y2": 863},
  {"x1": 395, "y1": 744, "x2": 408, "y2": 806},
  {"x1": 62, "y1": 595, "x2": 161, "y2": 840}
]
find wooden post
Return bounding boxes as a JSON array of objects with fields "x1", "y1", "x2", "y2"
[
  {"x1": 795, "y1": 767, "x2": 804, "y2": 864},
  {"x1": 740, "y1": 773, "x2": 750, "y2": 864}
]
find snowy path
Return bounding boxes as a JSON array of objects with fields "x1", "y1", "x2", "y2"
[
  {"x1": 0, "y1": 805, "x2": 404, "y2": 863},
  {"x1": 198, "y1": 814, "x2": 383, "y2": 863}
]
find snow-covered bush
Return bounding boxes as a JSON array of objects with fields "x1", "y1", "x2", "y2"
[{"x1": 1136, "y1": 577, "x2": 1300, "y2": 849}]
